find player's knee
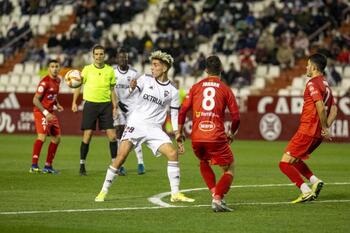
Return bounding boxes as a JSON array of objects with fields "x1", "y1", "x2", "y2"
[
  {"x1": 37, "y1": 134, "x2": 46, "y2": 142},
  {"x1": 52, "y1": 136, "x2": 61, "y2": 144},
  {"x1": 167, "y1": 148, "x2": 178, "y2": 161}
]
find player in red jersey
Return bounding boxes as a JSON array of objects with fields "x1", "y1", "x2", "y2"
[
  {"x1": 30, "y1": 59, "x2": 64, "y2": 174},
  {"x1": 177, "y1": 55, "x2": 240, "y2": 212},
  {"x1": 279, "y1": 53, "x2": 338, "y2": 203}
]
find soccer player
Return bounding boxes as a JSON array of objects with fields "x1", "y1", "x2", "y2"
[
  {"x1": 30, "y1": 59, "x2": 63, "y2": 174},
  {"x1": 72, "y1": 45, "x2": 118, "y2": 176},
  {"x1": 177, "y1": 55, "x2": 240, "y2": 212},
  {"x1": 279, "y1": 53, "x2": 338, "y2": 203},
  {"x1": 95, "y1": 50, "x2": 194, "y2": 203},
  {"x1": 113, "y1": 48, "x2": 145, "y2": 175}
]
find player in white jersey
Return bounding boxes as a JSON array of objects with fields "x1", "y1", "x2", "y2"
[
  {"x1": 95, "y1": 50, "x2": 195, "y2": 203},
  {"x1": 113, "y1": 48, "x2": 145, "y2": 175}
]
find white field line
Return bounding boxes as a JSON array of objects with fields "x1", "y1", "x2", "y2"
[
  {"x1": 1, "y1": 182, "x2": 349, "y2": 215},
  {"x1": 148, "y1": 182, "x2": 350, "y2": 207}
]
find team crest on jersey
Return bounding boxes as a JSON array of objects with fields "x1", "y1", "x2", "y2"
[
  {"x1": 127, "y1": 76, "x2": 131, "y2": 82},
  {"x1": 164, "y1": 90, "x2": 169, "y2": 97}
]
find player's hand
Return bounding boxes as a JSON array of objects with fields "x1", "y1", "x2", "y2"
[
  {"x1": 177, "y1": 142, "x2": 185, "y2": 154},
  {"x1": 175, "y1": 133, "x2": 185, "y2": 154},
  {"x1": 130, "y1": 79, "x2": 137, "y2": 91},
  {"x1": 118, "y1": 101, "x2": 128, "y2": 113},
  {"x1": 227, "y1": 132, "x2": 234, "y2": 144},
  {"x1": 46, "y1": 113, "x2": 54, "y2": 121},
  {"x1": 321, "y1": 128, "x2": 332, "y2": 141},
  {"x1": 57, "y1": 104, "x2": 64, "y2": 112},
  {"x1": 72, "y1": 103, "x2": 78, "y2": 112}
]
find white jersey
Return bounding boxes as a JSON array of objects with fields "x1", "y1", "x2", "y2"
[
  {"x1": 113, "y1": 64, "x2": 140, "y2": 113},
  {"x1": 127, "y1": 74, "x2": 180, "y2": 131}
]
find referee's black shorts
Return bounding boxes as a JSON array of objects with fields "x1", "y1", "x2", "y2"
[{"x1": 81, "y1": 101, "x2": 114, "y2": 130}]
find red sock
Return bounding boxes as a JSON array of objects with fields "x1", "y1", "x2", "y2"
[
  {"x1": 279, "y1": 162, "x2": 304, "y2": 188},
  {"x1": 293, "y1": 160, "x2": 313, "y2": 180},
  {"x1": 32, "y1": 139, "x2": 44, "y2": 165},
  {"x1": 45, "y1": 142, "x2": 58, "y2": 166},
  {"x1": 200, "y1": 160, "x2": 216, "y2": 191},
  {"x1": 214, "y1": 172, "x2": 233, "y2": 199}
]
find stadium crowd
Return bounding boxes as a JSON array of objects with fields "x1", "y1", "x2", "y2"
[{"x1": 1, "y1": 0, "x2": 350, "y2": 89}]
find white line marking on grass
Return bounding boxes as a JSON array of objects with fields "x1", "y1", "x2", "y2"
[
  {"x1": 1, "y1": 199, "x2": 350, "y2": 215},
  {"x1": 148, "y1": 182, "x2": 350, "y2": 207},
  {"x1": 1, "y1": 182, "x2": 349, "y2": 215}
]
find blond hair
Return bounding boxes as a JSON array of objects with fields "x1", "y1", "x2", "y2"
[{"x1": 149, "y1": 50, "x2": 174, "y2": 68}]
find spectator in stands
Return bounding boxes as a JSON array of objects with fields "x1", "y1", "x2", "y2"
[
  {"x1": 23, "y1": 39, "x2": 45, "y2": 65},
  {"x1": 336, "y1": 46, "x2": 350, "y2": 64},
  {"x1": 293, "y1": 30, "x2": 310, "y2": 59},
  {"x1": 0, "y1": 0, "x2": 13, "y2": 14},
  {"x1": 6, "y1": 22, "x2": 19, "y2": 41},
  {"x1": 193, "y1": 52, "x2": 206, "y2": 77},
  {"x1": 326, "y1": 61, "x2": 342, "y2": 86},
  {"x1": 223, "y1": 63, "x2": 240, "y2": 87},
  {"x1": 277, "y1": 41, "x2": 295, "y2": 69}
]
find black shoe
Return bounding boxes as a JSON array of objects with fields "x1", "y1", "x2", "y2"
[{"x1": 80, "y1": 164, "x2": 87, "y2": 176}]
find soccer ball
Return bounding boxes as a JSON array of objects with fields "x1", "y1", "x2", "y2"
[{"x1": 64, "y1": 69, "x2": 82, "y2": 88}]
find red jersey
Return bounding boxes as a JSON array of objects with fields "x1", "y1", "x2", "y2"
[
  {"x1": 179, "y1": 76, "x2": 240, "y2": 142},
  {"x1": 298, "y1": 75, "x2": 334, "y2": 137},
  {"x1": 33, "y1": 75, "x2": 61, "y2": 113}
]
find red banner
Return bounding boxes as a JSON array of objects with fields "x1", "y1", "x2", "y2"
[{"x1": 0, "y1": 93, "x2": 349, "y2": 142}]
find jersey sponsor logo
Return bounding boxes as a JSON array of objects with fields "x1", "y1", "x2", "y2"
[
  {"x1": 47, "y1": 94, "x2": 57, "y2": 100},
  {"x1": 143, "y1": 94, "x2": 165, "y2": 106},
  {"x1": 198, "y1": 120, "x2": 216, "y2": 131},
  {"x1": 259, "y1": 113, "x2": 281, "y2": 141},
  {"x1": 116, "y1": 84, "x2": 130, "y2": 89},
  {"x1": 0, "y1": 93, "x2": 20, "y2": 109},
  {"x1": 195, "y1": 111, "x2": 218, "y2": 118},
  {"x1": 164, "y1": 90, "x2": 169, "y2": 97}
]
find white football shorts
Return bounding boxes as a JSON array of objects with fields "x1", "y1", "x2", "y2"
[{"x1": 121, "y1": 123, "x2": 172, "y2": 156}]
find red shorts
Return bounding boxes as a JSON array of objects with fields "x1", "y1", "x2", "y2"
[
  {"x1": 192, "y1": 141, "x2": 234, "y2": 166},
  {"x1": 33, "y1": 111, "x2": 61, "y2": 136},
  {"x1": 285, "y1": 131, "x2": 323, "y2": 159}
]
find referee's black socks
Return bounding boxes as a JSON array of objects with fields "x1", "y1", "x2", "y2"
[
  {"x1": 80, "y1": 142, "x2": 90, "y2": 163},
  {"x1": 109, "y1": 141, "x2": 118, "y2": 159}
]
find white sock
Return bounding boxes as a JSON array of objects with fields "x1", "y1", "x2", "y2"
[
  {"x1": 300, "y1": 183, "x2": 312, "y2": 194},
  {"x1": 309, "y1": 175, "x2": 320, "y2": 184},
  {"x1": 101, "y1": 165, "x2": 119, "y2": 193},
  {"x1": 167, "y1": 161, "x2": 180, "y2": 195},
  {"x1": 135, "y1": 144, "x2": 143, "y2": 164}
]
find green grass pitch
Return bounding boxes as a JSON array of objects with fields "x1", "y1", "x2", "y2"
[{"x1": 0, "y1": 134, "x2": 349, "y2": 233}]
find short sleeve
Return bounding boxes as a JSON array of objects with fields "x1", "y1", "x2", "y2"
[
  {"x1": 36, "y1": 80, "x2": 47, "y2": 96},
  {"x1": 110, "y1": 67, "x2": 116, "y2": 86},
  {"x1": 81, "y1": 66, "x2": 88, "y2": 84},
  {"x1": 307, "y1": 82, "x2": 322, "y2": 102},
  {"x1": 136, "y1": 74, "x2": 147, "y2": 92}
]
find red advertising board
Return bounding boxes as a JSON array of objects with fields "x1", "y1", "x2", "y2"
[{"x1": 0, "y1": 93, "x2": 349, "y2": 142}]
